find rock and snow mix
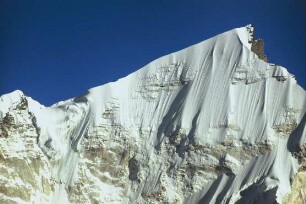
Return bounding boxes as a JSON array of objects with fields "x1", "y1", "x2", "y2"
[{"x1": 0, "y1": 25, "x2": 305, "y2": 204}]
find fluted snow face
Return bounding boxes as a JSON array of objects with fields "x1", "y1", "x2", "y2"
[{"x1": 0, "y1": 25, "x2": 306, "y2": 204}]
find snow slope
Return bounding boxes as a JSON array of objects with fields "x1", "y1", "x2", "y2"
[{"x1": 0, "y1": 25, "x2": 306, "y2": 204}]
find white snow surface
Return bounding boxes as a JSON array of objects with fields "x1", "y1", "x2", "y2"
[{"x1": 1, "y1": 25, "x2": 306, "y2": 204}]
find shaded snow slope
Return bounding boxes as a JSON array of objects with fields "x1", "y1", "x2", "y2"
[{"x1": 0, "y1": 25, "x2": 306, "y2": 204}]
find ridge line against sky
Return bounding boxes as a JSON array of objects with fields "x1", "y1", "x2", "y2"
[{"x1": 1, "y1": 0, "x2": 305, "y2": 105}]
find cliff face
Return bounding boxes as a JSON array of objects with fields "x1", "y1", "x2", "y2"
[
  {"x1": 247, "y1": 25, "x2": 268, "y2": 62},
  {"x1": 0, "y1": 25, "x2": 306, "y2": 204},
  {"x1": 251, "y1": 39, "x2": 268, "y2": 62}
]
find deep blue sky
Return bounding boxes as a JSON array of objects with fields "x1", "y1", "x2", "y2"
[{"x1": 1, "y1": 0, "x2": 305, "y2": 105}]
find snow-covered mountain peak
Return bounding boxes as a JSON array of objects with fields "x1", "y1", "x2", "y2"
[
  {"x1": 0, "y1": 90, "x2": 25, "y2": 116},
  {"x1": 0, "y1": 25, "x2": 305, "y2": 204}
]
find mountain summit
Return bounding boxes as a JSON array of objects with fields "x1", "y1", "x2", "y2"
[{"x1": 0, "y1": 25, "x2": 305, "y2": 204}]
